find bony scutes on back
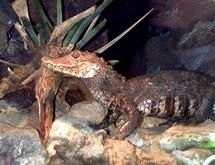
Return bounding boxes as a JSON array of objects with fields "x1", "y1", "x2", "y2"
[{"x1": 41, "y1": 50, "x2": 101, "y2": 78}]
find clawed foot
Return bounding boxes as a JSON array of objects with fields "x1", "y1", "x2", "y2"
[
  {"x1": 88, "y1": 121, "x2": 101, "y2": 129},
  {"x1": 88, "y1": 121, "x2": 109, "y2": 131},
  {"x1": 94, "y1": 129, "x2": 108, "y2": 137},
  {"x1": 88, "y1": 122, "x2": 111, "y2": 138}
]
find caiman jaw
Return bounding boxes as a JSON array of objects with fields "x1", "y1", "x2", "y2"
[{"x1": 42, "y1": 56, "x2": 100, "y2": 78}]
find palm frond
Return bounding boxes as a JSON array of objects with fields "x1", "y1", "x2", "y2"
[
  {"x1": 70, "y1": 0, "x2": 114, "y2": 44},
  {"x1": 34, "y1": 0, "x2": 53, "y2": 30},
  {"x1": 95, "y1": 8, "x2": 154, "y2": 54},
  {"x1": 62, "y1": 22, "x2": 82, "y2": 47},
  {"x1": 49, "y1": 6, "x2": 96, "y2": 44},
  {"x1": 76, "y1": 19, "x2": 106, "y2": 50},
  {"x1": 57, "y1": 0, "x2": 63, "y2": 25},
  {"x1": 20, "y1": 17, "x2": 39, "y2": 47}
]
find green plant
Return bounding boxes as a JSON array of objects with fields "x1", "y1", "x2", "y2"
[
  {"x1": 198, "y1": 141, "x2": 215, "y2": 149},
  {"x1": 23, "y1": 0, "x2": 113, "y2": 50},
  {"x1": 13, "y1": 0, "x2": 153, "y2": 53}
]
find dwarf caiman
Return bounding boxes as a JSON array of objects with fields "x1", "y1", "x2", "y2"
[{"x1": 41, "y1": 50, "x2": 215, "y2": 140}]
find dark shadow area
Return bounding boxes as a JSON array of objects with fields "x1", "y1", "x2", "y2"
[
  {"x1": 101, "y1": 0, "x2": 151, "y2": 77},
  {"x1": 103, "y1": 0, "x2": 215, "y2": 79}
]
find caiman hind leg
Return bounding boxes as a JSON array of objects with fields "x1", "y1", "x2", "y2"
[
  {"x1": 91, "y1": 93, "x2": 143, "y2": 140},
  {"x1": 187, "y1": 93, "x2": 214, "y2": 124}
]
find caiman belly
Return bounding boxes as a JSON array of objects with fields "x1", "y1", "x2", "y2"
[{"x1": 125, "y1": 71, "x2": 214, "y2": 120}]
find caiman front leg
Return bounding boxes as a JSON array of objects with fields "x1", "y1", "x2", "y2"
[
  {"x1": 93, "y1": 91, "x2": 143, "y2": 140},
  {"x1": 91, "y1": 110, "x2": 121, "y2": 129},
  {"x1": 111, "y1": 97, "x2": 143, "y2": 140},
  {"x1": 58, "y1": 78, "x2": 123, "y2": 130}
]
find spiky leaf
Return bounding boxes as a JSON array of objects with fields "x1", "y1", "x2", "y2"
[
  {"x1": 34, "y1": 0, "x2": 53, "y2": 30},
  {"x1": 76, "y1": 19, "x2": 106, "y2": 50},
  {"x1": 199, "y1": 141, "x2": 215, "y2": 149},
  {"x1": 49, "y1": 6, "x2": 95, "y2": 44},
  {"x1": 20, "y1": 16, "x2": 39, "y2": 47},
  {"x1": 57, "y1": 0, "x2": 63, "y2": 25},
  {"x1": 70, "y1": 0, "x2": 114, "y2": 44},
  {"x1": 95, "y1": 8, "x2": 154, "y2": 54},
  {"x1": 36, "y1": 23, "x2": 52, "y2": 45},
  {"x1": 62, "y1": 22, "x2": 82, "y2": 47}
]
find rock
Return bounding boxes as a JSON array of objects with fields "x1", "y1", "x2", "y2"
[
  {"x1": 145, "y1": 32, "x2": 182, "y2": 73},
  {"x1": 104, "y1": 139, "x2": 140, "y2": 164},
  {"x1": 0, "y1": 100, "x2": 40, "y2": 130},
  {"x1": 143, "y1": 116, "x2": 168, "y2": 128},
  {"x1": 105, "y1": 139, "x2": 177, "y2": 165},
  {"x1": 127, "y1": 117, "x2": 170, "y2": 151},
  {"x1": 47, "y1": 102, "x2": 107, "y2": 164},
  {"x1": 203, "y1": 155, "x2": 215, "y2": 165},
  {"x1": 133, "y1": 1, "x2": 215, "y2": 78},
  {"x1": 172, "y1": 148, "x2": 213, "y2": 165},
  {"x1": 127, "y1": 132, "x2": 145, "y2": 148},
  {"x1": 147, "y1": 25, "x2": 215, "y2": 79},
  {"x1": 137, "y1": 148, "x2": 177, "y2": 165},
  {"x1": 3, "y1": 87, "x2": 35, "y2": 110},
  {"x1": 49, "y1": 101, "x2": 215, "y2": 164},
  {"x1": 160, "y1": 120, "x2": 215, "y2": 152},
  {"x1": 0, "y1": 0, "x2": 17, "y2": 54},
  {"x1": 48, "y1": 101, "x2": 180, "y2": 164},
  {"x1": 48, "y1": 132, "x2": 107, "y2": 164},
  {"x1": 67, "y1": 101, "x2": 106, "y2": 124},
  {"x1": 55, "y1": 101, "x2": 106, "y2": 122},
  {"x1": 0, "y1": 123, "x2": 48, "y2": 165}
]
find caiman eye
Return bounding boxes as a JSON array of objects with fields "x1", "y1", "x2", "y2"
[{"x1": 72, "y1": 52, "x2": 80, "y2": 58}]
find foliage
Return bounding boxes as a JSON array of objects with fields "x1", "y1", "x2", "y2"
[
  {"x1": 16, "y1": 0, "x2": 112, "y2": 50},
  {"x1": 13, "y1": 0, "x2": 153, "y2": 53},
  {"x1": 198, "y1": 141, "x2": 215, "y2": 149}
]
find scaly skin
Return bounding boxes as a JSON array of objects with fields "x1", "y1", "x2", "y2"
[
  {"x1": 42, "y1": 50, "x2": 215, "y2": 140},
  {"x1": 126, "y1": 71, "x2": 215, "y2": 123}
]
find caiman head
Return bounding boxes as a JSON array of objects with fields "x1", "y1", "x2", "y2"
[{"x1": 41, "y1": 50, "x2": 105, "y2": 78}]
